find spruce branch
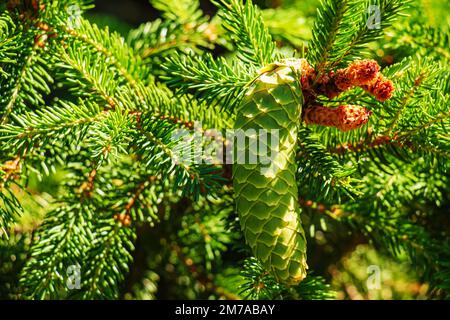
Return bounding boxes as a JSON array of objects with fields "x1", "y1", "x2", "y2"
[
  {"x1": 0, "y1": 5, "x2": 65, "y2": 125},
  {"x1": 297, "y1": 127, "x2": 362, "y2": 202},
  {"x1": 86, "y1": 109, "x2": 133, "y2": 166},
  {"x1": 128, "y1": 19, "x2": 215, "y2": 64},
  {"x1": 114, "y1": 174, "x2": 161, "y2": 224},
  {"x1": 0, "y1": 12, "x2": 17, "y2": 77},
  {"x1": 0, "y1": 35, "x2": 53, "y2": 124},
  {"x1": 379, "y1": 57, "x2": 448, "y2": 141},
  {"x1": 20, "y1": 200, "x2": 95, "y2": 299},
  {"x1": 0, "y1": 187, "x2": 22, "y2": 237},
  {"x1": 21, "y1": 158, "x2": 136, "y2": 299},
  {"x1": 133, "y1": 112, "x2": 225, "y2": 200},
  {"x1": 307, "y1": 0, "x2": 350, "y2": 73},
  {"x1": 163, "y1": 53, "x2": 251, "y2": 112},
  {"x1": 212, "y1": 0, "x2": 277, "y2": 67},
  {"x1": 308, "y1": 0, "x2": 404, "y2": 73},
  {"x1": 56, "y1": 44, "x2": 120, "y2": 109},
  {"x1": 60, "y1": 18, "x2": 148, "y2": 98},
  {"x1": 0, "y1": 100, "x2": 104, "y2": 155},
  {"x1": 328, "y1": 130, "x2": 450, "y2": 162},
  {"x1": 79, "y1": 218, "x2": 136, "y2": 299},
  {"x1": 337, "y1": 158, "x2": 448, "y2": 262},
  {"x1": 55, "y1": 18, "x2": 214, "y2": 125},
  {"x1": 331, "y1": 0, "x2": 405, "y2": 68},
  {"x1": 177, "y1": 193, "x2": 236, "y2": 271},
  {"x1": 150, "y1": 0, "x2": 203, "y2": 24},
  {"x1": 240, "y1": 257, "x2": 335, "y2": 300}
]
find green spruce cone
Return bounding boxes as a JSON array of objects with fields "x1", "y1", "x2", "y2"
[{"x1": 233, "y1": 59, "x2": 308, "y2": 285}]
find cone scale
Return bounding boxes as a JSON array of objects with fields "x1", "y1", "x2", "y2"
[{"x1": 233, "y1": 59, "x2": 308, "y2": 285}]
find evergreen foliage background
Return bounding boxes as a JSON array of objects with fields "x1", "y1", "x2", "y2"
[{"x1": 0, "y1": 0, "x2": 448, "y2": 300}]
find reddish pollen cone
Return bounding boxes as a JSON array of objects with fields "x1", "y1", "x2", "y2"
[
  {"x1": 335, "y1": 59, "x2": 380, "y2": 91},
  {"x1": 361, "y1": 74, "x2": 395, "y2": 102},
  {"x1": 304, "y1": 105, "x2": 372, "y2": 132}
]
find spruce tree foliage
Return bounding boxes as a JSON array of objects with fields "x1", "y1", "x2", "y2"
[{"x1": 0, "y1": 0, "x2": 448, "y2": 300}]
